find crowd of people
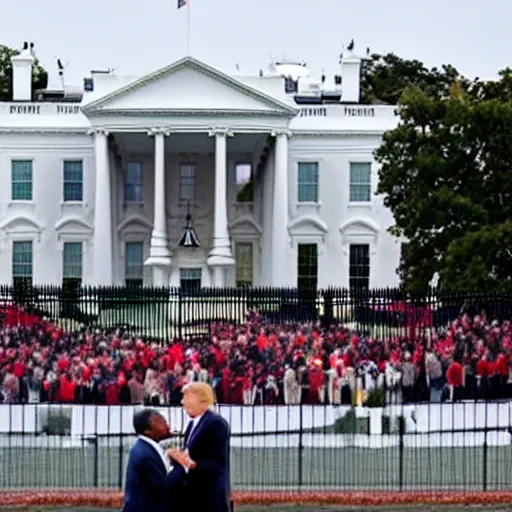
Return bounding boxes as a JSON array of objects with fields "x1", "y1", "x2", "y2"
[{"x1": 0, "y1": 304, "x2": 512, "y2": 406}]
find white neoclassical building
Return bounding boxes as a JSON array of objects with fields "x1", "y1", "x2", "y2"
[{"x1": 0, "y1": 47, "x2": 401, "y2": 290}]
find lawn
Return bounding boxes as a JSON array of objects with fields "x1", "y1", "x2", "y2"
[{"x1": 1, "y1": 441, "x2": 510, "y2": 490}]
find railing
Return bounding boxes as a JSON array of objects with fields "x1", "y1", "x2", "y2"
[
  {"x1": 0, "y1": 103, "x2": 83, "y2": 116},
  {"x1": 1, "y1": 402, "x2": 511, "y2": 491},
  {"x1": 296, "y1": 104, "x2": 397, "y2": 119},
  {"x1": 2, "y1": 284, "x2": 512, "y2": 340}
]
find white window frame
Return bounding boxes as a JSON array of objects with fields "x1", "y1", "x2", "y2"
[
  {"x1": 124, "y1": 161, "x2": 144, "y2": 204},
  {"x1": 234, "y1": 241, "x2": 255, "y2": 287},
  {"x1": 234, "y1": 162, "x2": 253, "y2": 204},
  {"x1": 348, "y1": 160, "x2": 372, "y2": 204},
  {"x1": 11, "y1": 239, "x2": 34, "y2": 284},
  {"x1": 55, "y1": 234, "x2": 90, "y2": 284},
  {"x1": 348, "y1": 242, "x2": 371, "y2": 290},
  {"x1": 296, "y1": 241, "x2": 319, "y2": 289},
  {"x1": 62, "y1": 159, "x2": 84, "y2": 204},
  {"x1": 62, "y1": 241, "x2": 84, "y2": 281},
  {"x1": 229, "y1": 216, "x2": 262, "y2": 286},
  {"x1": 297, "y1": 160, "x2": 319, "y2": 204},
  {"x1": 10, "y1": 158, "x2": 34, "y2": 204},
  {"x1": 124, "y1": 240, "x2": 146, "y2": 285}
]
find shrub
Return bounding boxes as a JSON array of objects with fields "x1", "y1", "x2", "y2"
[
  {"x1": 333, "y1": 408, "x2": 369, "y2": 434},
  {"x1": 365, "y1": 387, "x2": 386, "y2": 407},
  {"x1": 43, "y1": 411, "x2": 71, "y2": 435}
]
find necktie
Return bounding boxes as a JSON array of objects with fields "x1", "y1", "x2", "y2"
[{"x1": 185, "y1": 419, "x2": 194, "y2": 447}]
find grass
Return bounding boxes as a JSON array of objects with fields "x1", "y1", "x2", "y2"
[{"x1": 1, "y1": 439, "x2": 511, "y2": 491}]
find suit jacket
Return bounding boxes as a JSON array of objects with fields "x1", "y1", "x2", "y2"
[
  {"x1": 123, "y1": 438, "x2": 186, "y2": 512},
  {"x1": 183, "y1": 409, "x2": 231, "y2": 512}
]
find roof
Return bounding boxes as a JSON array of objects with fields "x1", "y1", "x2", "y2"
[{"x1": 82, "y1": 56, "x2": 298, "y2": 117}]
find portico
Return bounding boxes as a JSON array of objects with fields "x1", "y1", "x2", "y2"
[{"x1": 82, "y1": 57, "x2": 296, "y2": 287}]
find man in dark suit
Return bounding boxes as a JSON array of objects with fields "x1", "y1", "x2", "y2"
[
  {"x1": 169, "y1": 382, "x2": 231, "y2": 512},
  {"x1": 123, "y1": 409, "x2": 186, "y2": 512}
]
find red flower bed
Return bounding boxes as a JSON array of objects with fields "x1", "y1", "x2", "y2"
[{"x1": 1, "y1": 489, "x2": 512, "y2": 507}]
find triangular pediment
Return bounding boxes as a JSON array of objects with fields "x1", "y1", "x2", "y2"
[{"x1": 83, "y1": 57, "x2": 297, "y2": 116}]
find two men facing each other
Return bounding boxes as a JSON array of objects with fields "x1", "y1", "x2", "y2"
[{"x1": 123, "y1": 382, "x2": 231, "y2": 512}]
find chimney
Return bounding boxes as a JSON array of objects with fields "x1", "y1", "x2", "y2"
[
  {"x1": 341, "y1": 53, "x2": 361, "y2": 104},
  {"x1": 11, "y1": 43, "x2": 35, "y2": 102}
]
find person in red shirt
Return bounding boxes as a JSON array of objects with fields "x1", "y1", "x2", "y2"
[
  {"x1": 58, "y1": 372, "x2": 76, "y2": 403},
  {"x1": 308, "y1": 359, "x2": 325, "y2": 404},
  {"x1": 13, "y1": 359, "x2": 26, "y2": 379},
  {"x1": 446, "y1": 359, "x2": 464, "y2": 401},
  {"x1": 256, "y1": 330, "x2": 269, "y2": 352},
  {"x1": 57, "y1": 356, "x2": 69, "y2": 373}
]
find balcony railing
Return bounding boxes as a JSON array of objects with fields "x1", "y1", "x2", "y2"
[{"x1": 0, "y1": 103, "x2": 83, "y2": 116}]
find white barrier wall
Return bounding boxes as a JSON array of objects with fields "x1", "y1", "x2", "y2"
[
  {"x1": 1, "y1": 402, "x2": 511, "y2": 442},
  {"x1": 0, "y1": 404, "x2": 341, "y2": 436}
]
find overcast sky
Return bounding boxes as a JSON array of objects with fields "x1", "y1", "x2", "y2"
[{"x1": 1, "y1": 0, "x2": 509, "y2": 87}]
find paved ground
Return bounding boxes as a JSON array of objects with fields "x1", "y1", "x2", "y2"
[{"x1": 1, "y1": 440, "x2": 511, "y2": 490}]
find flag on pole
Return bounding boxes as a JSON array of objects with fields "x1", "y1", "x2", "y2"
[{"x1": 177, "y1": 0, "x2": 191, "y2": 55}]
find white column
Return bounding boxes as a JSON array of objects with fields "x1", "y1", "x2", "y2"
[
  {"x1": 145, "y1": 128, "x2": 171, "y2": 286},
  {"x1": 271, "y1": 131, "x2": 290, "y2": 286},
  {"x1": 207, "y1": 128, "x2": 234, "y2": 287},
  {"x1": 91, "y1": 129, "x2": 113, "y2": 285}
]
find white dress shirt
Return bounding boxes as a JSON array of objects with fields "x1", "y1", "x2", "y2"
[{"x1": 139, "y1": 435, "x2": 172, "y2": 472}]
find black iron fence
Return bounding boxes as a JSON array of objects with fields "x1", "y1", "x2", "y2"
[
  {"x1": 1, "y1": 402, "x2": 512, "y2": 492},
  {"x1": 3, "y1": 284, "x2": 512, "y2": 340}
]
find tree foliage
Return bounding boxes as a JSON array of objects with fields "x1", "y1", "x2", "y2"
[
  {"x1": 375, "y1": 69, "x2": 512, "y2": 292},
  {"x1": 360, "y1": 52, "x2": 470, "y2": 105},
  {"x1": 0, "y1": 44, "x2": 48, "y2": 101}
]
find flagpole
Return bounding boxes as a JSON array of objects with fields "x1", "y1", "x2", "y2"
[{"x1": 186, "y1": 0, "x2": 191, "y2": 56}]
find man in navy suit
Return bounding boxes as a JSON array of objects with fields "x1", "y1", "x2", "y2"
[
  {"x1": 123, "y1": 409, "x2": 186, "y2": 512},
  {"x1": 169, "y1": 382, "x2": 231, "y2": 512}
]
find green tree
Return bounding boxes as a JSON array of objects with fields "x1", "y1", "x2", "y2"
[
  {"x1": 360, "y1": 52, "x2": 470, "y2": 105},
  {"x1": 375, "y1": 72, "x2": 512, "y2": 292},
  {"x1": 0, "y1": 44, "x2": 48, "y2": 101}
]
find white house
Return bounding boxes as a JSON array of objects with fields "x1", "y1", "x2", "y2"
[{"x1": 0, "y1": 46, "x2": 401, "y2": 290}]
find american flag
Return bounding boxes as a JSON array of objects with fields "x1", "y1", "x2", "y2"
[{"x1": 177, "y1": 0, "x2": 187, "y2": 8}]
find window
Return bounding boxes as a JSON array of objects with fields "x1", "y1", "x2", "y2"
[
  {"x1": 63, "y1": 242, "x2": 82, "y2": 286},
  {"x1": 297, "y1": 244, "x2": 318, "y2": 290},
  {"x1": 11, "y1": 160, "x2": 33, "y2": 201},
  {"x1": 235, "y1": 163, "x2": 253, "y2": 202},
  {"x1": 349, "y1": 244, "x2": 370, "y2": 290},
  {"x1": 298, "y1": 162, "x2": 318, "y2": 203},
  {"x1": 284, "y1": 78, "x2": 298, "y2": 93},
  {"x1": 63, "y1": 160, "x2": 83, "y2": 202},
  {"x1": 125, "y1": 242, "x2": 144, "y2": 288},
  {"x1": 125, "y1": 162, "x2": 143, "y2": 202},
  {"x1": 235, "y1": 243, "x2": 253, "y2": 287},
  {"x1": 180, "y1": 268, "x2": 202, "y2": 294},
  {"x1": 12, "y1": 241, "x2": 33, "y2": 288},
  {"x1": 180, "y1": 164, "x2": 196, "y2": 202},
  {"x1": 349, "y1": 162, "x2": 371, "y2": 202}
]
